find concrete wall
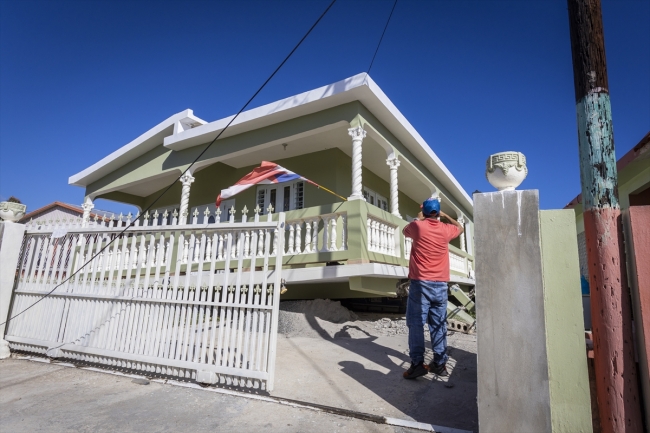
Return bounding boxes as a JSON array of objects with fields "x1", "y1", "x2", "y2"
[
  {"x1": 475, "y1": 190, "x2": 591, "y2": 432},
  {"x1": 623, "y1": 205, "x2": 650, "y2": 426}
]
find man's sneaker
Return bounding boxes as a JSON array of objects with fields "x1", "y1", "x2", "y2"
[
  {"x1": 427, "y1": 361, "x2": 449, "y2": 377},
  {"x1": 403, "y1": 362, "x2": 428, "y2": 379}
]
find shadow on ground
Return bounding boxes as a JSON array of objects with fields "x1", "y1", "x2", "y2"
[{"x1": 273, "y1": 313, "x2": 478, "y2": 432}]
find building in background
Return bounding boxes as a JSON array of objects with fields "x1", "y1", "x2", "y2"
[{"x1": 19, "y1": 201, "x2": 116, "y2": 225}]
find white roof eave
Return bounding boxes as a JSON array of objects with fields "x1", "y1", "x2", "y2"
[{"x1": 68, "y1": 109, "x2": 206, "y2": 187}]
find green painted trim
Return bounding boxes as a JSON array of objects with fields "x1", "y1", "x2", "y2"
[{"x1": 539, "y1": 210, "x2": 593, "y2": 432}]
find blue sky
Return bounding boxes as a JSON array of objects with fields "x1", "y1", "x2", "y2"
[{"x1": 1, "y1": 0, "x2": 648, "y2": 214}]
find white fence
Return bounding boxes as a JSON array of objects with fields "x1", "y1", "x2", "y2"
[{"x1": 6, "y1": 207, "x2": 286, "y2": 391}]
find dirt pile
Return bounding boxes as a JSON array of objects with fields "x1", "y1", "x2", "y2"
[{"x1": 278, "y1": 299, "x2": 358, "y2": 338}]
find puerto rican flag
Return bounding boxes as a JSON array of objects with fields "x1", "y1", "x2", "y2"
[{"x1": 216, "y1": 161, "x2": 317, "y2": 207}]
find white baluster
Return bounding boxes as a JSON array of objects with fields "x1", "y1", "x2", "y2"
[
  {"x1": 312, "y1": 219, "x2": 319, "y2": 252},
  {"x1": 287, "y1": 224, "x2": 295, "y2": 255},
  {"x1": 205, "y1": 237, "x2": 212, "y2": 260},
  {"x1": 244, "y1": 230, "x2": 251, "y2": 258},
  {"x1": 367, "y1": 219, "x2": 374, "y2": 251},
  {"x1": 257, "y1": 228, "x2": 264, "y2": 257},
  {"x1": 217, "y1": 234, "x2": 224, "y2": 260},
  {"x1": 272, "y1": 226, "x2": 278, "y2": 256},
  {"x1": 305, "y1": 219, "x2": 312, "y2": 253},
  {"x1": 295, "y1": 221, "x2": 302, "y2": 254},
  {"x1": 321, "y1": 217, "x2": 330, "y2": 252},
  {"x1": 183, "y1": 240, "x2": 189, "y2": 263},
  {"x1": 193, "y1": 238, "x2": 200, "y2": 262},
  {"x1": 329, "y1": 216, "x2": 337, "y2": 251},
  {"x1": 341, "y1": 214, "x2": 347, "y2": 250}
]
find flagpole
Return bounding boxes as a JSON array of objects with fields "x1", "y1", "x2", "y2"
[{"x1": 312, "y1": 184, "x2": 347, "y2": 202}]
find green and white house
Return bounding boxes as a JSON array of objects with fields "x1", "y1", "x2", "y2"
[{"x1": 68, "y1": 73, "x2": 475, "y2": 299}]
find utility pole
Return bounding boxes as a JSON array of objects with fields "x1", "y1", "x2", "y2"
[{"x1": 566, "y1": 1, "x2": 643, "y2": 432}]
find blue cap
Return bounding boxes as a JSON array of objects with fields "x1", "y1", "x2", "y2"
[{"x1": 421, "y1": 198, "x2": 440, "y2": 216}]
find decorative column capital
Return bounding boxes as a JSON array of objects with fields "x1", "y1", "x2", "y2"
[
  {"x1": 81, "y1": 201, "x2": 94, "y2": 212},
  {"x1": 180, "y1": 173, "x2": 195, "y2": 186},
  {"x1": 348, "y1": 126, "x2": 367, "y2": 141},
  {"x1": 386, "y1": 157, "x2": 401, "y2": 169},
  {"x1": 457, "y1": 214, "x2": 465, "y2": 225}
]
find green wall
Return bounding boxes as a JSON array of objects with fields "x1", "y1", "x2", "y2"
[
  {"x1": 539, "y1": 210, "x2": 593, "y2": 432},
  {"x1": 112, "y1": 148, "x2": 422, "y2": 220}
]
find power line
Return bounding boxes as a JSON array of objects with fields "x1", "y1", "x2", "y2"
[
  {"x1": 367, "y1": 0, "x2": 398, "y2": 76},
  {"x1": 1, "y1": 0, "x2": 337, "y2": 328}
]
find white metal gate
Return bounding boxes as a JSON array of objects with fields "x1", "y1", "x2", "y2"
[{"x1": 6, "y1": 208, "x2": 285, "y2": 391}]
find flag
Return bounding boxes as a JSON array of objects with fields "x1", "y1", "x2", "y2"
[{"x1": 216, "y1": 161, "x2": 317, "y2": 207}]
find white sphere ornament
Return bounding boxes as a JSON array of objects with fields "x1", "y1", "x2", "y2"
[{"x1": 485, "y1": 151, "x2": 528, "y2": 191}]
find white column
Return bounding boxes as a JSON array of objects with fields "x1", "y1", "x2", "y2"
[
  {"x1": 81, "y1": 197, "x2": 94, "y2": 227},
  {"x1": 348, "y1": 126, "x2": 367, "y2": 200},
  {"x1": 386, "y1": 157, "x2": 401, "y2": 217},
  {"x1": 179, "y1": 173, "x2": 195, "y2": 224},
  {"x1": 458, "y1": 215, "x2": 467, "y2": 252}
]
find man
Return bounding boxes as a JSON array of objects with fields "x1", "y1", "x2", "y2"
[{"x1": 402, "y1": 198, "x2": 463, "y2": 379}]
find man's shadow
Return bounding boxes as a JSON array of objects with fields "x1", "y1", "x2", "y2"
[{"x1": 304, "y1": 315, "x2": 478, "y2": 432}]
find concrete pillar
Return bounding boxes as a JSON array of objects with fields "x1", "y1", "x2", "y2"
[
  {"x1": 386, "y1": 157, "x2": 400, "y2": 217},
  {"x1": 81, "y1": 196, "x2": 94, "y2": 227},
  {"x1": 0, "y1": 222, "x2": 26, "y2": 358},
  {"x1": 474, "y1": 190, "x2": 592, "y2": 432},
  {"x1": 179, "y1": 173, "x2": 195, "y2": 224},
  {"x1": 348, "y1": 126, "x2": 366, "y2": 201}
]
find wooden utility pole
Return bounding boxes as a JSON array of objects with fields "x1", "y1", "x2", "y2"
[{"x1": 567, "y1": 1, "x2": 643, "y2": 432}]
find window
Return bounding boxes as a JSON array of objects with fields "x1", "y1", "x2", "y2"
[
  {"x1": 257, "y1": 180, "x2": 304, "y2": 214},
  {"x1": 363, "y1": 186, "x2": 388, "y2": 212}
]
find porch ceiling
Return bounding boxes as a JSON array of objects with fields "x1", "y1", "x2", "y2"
[{"x1": 119, "y1": 171, "x2": 180, "y2": 197}]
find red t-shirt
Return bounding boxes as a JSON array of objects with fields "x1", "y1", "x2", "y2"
[{"x1": 403, "y1": 219, "x2": 461, "y2": 282}]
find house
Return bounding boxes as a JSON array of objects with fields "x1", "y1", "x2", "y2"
[
  {"x1": 68, "y1": 73, "x2": 475, "y2": 299},
  {"x1": 19, "y1": 201, "x2": 116, "y2": 225}
]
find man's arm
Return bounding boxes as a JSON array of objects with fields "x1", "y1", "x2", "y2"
[{"x1": 439, "y1": 211, "x2": 464, "y2": 234}]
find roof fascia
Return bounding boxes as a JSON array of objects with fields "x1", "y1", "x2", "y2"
[
  {"x1": 163, "y1": 73, "x2": 368, "y2": 151},
  {"x1": 360, "y1": 76, "x2": 473, "y2": 212},
  {"x1": 68, "y1": 109, "x2": 205, "y2": 187}
]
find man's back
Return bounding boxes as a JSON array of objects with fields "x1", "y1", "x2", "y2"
[{"x1": 403, "y1": 219, "x2": 460, "y2": 282}]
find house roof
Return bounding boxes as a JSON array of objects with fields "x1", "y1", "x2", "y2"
[
  {"x1": 564, "y1": 131, "x2": 650, "y2": 209},
  {"x1": 69, "y1": 73, "x2": 473, "y2": 212},
  {"x1": 20, "y1": 201, "x2": 116, "y2": 222}
]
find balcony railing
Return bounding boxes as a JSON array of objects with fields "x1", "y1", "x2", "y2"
[{"x1": 23, "y1": 200, "x2": 474, "y2": 281}]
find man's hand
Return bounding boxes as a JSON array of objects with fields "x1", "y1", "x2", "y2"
[
  {"x1": 417, "y1": 211, "x2": 425, "y2": 221},
  {"x1": 439, "y1": 211, "x2": 464, "y2": 234}
]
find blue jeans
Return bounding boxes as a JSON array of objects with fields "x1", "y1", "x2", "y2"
[{"x1": 406, "y1": 280, "x2": 449, "y2": 366}]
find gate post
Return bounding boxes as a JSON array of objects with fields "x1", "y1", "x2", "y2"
[
  {"x1": 474, "y1": 190, "x2": 592, "y2": 432},
  {"x1": 0, "y1": 221, "x2": 26, "y2": 359}
]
